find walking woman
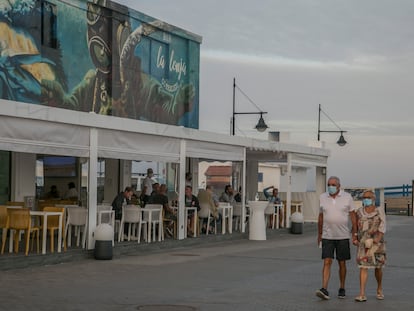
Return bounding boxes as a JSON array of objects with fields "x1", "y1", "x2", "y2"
[{"x1": 353, "y1": 190, "x2": 386, "y2": 302}]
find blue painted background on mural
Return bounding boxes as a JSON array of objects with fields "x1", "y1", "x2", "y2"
[{"x1": 0, "y1": 0, "x2": 200, "y2": 128}]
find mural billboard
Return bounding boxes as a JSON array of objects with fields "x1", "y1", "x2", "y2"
[{"x1": 0, "y1": 0, "x2": 201, "y2": 128}]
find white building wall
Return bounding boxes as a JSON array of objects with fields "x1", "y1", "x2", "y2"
[{"x1": 11, "y1": 152, "x2": 36, "y2": 202}]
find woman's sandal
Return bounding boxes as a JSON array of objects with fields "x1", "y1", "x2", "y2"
[
  {"x1": 355, "y1": 296, "x2": 367, "y2": 302},
  {"x1": 376, "y1": 293, "x2": 385, "y2": 300}
]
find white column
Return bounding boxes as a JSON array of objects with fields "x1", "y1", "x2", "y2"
[
  {"x1": 241, "y1": 147, "x2": 247, "y2": 233},
  {"x1": 177, "y1": 139, "x2": 186, "y2": 240},
  {"x1": 286, "y1": 153, "x2": 292, "y2": 228},
  {"x1": 87, "y1": 128, "x2": 98, "y2": 249}
]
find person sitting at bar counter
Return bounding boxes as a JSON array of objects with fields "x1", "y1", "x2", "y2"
[
  {"x1": 63, "y1": 182, "x2": 78, "y2": 200},
  {"x1": 185, "y1": 185, "x2": 200, "y2": 237},
  {"x1": 45, "y1": 185, "x2": 60, "y2": 199}
]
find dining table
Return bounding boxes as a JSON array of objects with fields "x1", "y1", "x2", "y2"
[
  {"x1": 30, "y1": 210, "x2": 64, "y2": 255},
  {"x1": 141, "y1": 206, "x2": 163, "y2": 243},
  {"x1": 7, "y1": 208, "x2": 64, "y2": 255},
  {"x1": 217, "y1": 204, "x2": 233, "y2": 234}
]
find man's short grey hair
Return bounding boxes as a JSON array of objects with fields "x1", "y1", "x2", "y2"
[{"x1": 328, "y1": 176, "x2": 341, "y2": 186}]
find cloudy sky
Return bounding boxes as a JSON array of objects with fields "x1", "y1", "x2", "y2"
[{"x1": 117, "y1": 0, "x2": 414, "y2": 188}]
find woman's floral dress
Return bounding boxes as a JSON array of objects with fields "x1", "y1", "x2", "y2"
[{"x1": 356, "y1": 207, "x2": 386, "y2": 268}]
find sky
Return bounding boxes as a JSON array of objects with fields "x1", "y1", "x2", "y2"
[{"x1": 116, "y1": 0, "x2": 414, "y2": 188}]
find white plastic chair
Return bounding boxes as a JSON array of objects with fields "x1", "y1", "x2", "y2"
[
  {"x1": 264, "y1": 202, "x2": 283, "y2": 229},
  {"x1": 198, "y1": 203, "x2": 217, "y2": 235},
  {"x1": 143, "y1": 204, "x2": 163, "y2": 242},
  {"x1": 233, "y1": 202, "x2": 248, "y2": 231},
  {"x1": 118, "y1": 205, "x2": 145, "y2": 243},
  {"x1": 64, "y1": 207, "x2": 88, "y2": 248},
  {"x1": 97, "y1": 204, "x2": 114, "y2": 225}
]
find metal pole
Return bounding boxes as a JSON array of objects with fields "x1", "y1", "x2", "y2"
[
  {"x1": 317, "y1": 104, "x2": 321, "y2": 141},
  {"x1": 411, "y1": 179, "x2": 414, "y2": 216},
  {"x1": 232, "y1": 77, "x2": 236, "y2": 135}
]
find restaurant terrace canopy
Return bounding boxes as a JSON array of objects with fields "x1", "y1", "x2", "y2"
[{"x1": 0, "y1": 99, "x2": 329, "y2": 248}]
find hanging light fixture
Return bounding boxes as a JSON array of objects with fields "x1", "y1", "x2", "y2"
[
  {"x1": 231, "y1": 77, "x2": 269, "y2": 136},
  {"x1": 255, "y1": 112, "x2": 269, "y2": 132},
  {"x1": 317, "y1": 104, "x2": 348, "y2": 147}
]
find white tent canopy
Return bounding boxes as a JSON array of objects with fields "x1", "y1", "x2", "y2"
[{"x1": 0, "y1": 99, "x2": 329, "y2": 247}]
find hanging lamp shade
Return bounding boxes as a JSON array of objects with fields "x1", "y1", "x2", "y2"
[
  {"x1": 337, "y1": 132, "x2": 347, "y2": 146},
  {"x1": 255, "y1": 113, "x2": 268, "y2": 132}
]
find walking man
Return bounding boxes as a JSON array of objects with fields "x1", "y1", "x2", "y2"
[{"x1": 316, "y1": 176, "x2": 357, "y2": 300}]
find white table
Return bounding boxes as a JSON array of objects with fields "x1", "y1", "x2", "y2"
[
  {"x1": 30, "y1": 210, "x2": 64, "y2": 255},
  {"x1": 247, "y1": 201, "x2": 268, "y2": 240},
  {"x1": 218, "y1": 205, "x2": 233, "y2": 234},
  {"x1": 142, "y1": 207, "x2": 162, "y2": 243}
]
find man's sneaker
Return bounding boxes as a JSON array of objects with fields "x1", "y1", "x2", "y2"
[
  {"x1": 316, "y1": 288, "x2": 330, "y2": 300},
  {"x1": 338, "y1": 288, "x2": 346, "y2": 299}
]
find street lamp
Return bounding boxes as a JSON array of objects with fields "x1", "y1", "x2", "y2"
[
  {"x1": 317, "y1": 104, "x2": 348, "y2": 146},
  {"x1": 231, "y1": 77, "x2": 268, "y2": 136}
]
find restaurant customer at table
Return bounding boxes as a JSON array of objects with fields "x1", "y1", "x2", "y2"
[
  {"x1": 263, "y1": 185, "x2": 283, "y2": 228},
  {"x1": 63, "y1": 182, "x2": 78, "y2": 201},
  {"x1": 184, "y1": 185, "x2": 200, "y2": 237},
  {"x1": 197, "y1": 185, "x2": 220, "y2": 233},
  {"x1": 219, "y1": 184, "x2": 235, "y2": 204},
  {"x1": 45, "y1": 185, "x2": 60, "y2": 199},
  {"x1": 149, "y1": 184, "x2": 176, "y2": 238},
  {"x1": 112, "y1": 186, "x2": 133, "y2": 221}
]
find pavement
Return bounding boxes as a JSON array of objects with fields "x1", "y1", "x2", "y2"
[{"x1": 1, "y1": 215, "x2": 413, "y2": 311}]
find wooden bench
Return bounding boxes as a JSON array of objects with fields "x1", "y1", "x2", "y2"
[{"x1": 385, "y1": 197, "x2": 412, "y2": 215}]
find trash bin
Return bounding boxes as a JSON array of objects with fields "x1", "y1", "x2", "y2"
[
  {"x1": 94, "y1": 224, "x2": 113, "y2": 260},
  {"x1": 290, "y1": 212, "x2": 304, "y2": 234}
]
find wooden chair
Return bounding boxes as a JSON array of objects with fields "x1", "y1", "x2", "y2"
[
  {"x1": 0, "y1": 206, "x2": 9, "y2": 254},
  {"x1": 42, "y1": 206, "x2": 65, "y2": 253},
  {"x1": 6, "y1": 201, "x2": 24, "y2": 207},
  {"x1": 2, "y1": 208, "x2": 39, "y2": 256}
]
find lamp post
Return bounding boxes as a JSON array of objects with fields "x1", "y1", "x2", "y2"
[
  {"x1": 231, "y1": 78, "x2": 268, "y2": 136},
  {"x1": 317, "y1": 104, "x2": 348, "y2": 146}
]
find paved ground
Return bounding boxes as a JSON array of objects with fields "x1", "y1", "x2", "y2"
[{"x1": 1, "y1": 215, "x2": 413, "y2": 311}]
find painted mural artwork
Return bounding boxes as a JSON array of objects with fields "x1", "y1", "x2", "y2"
[{"x1": 0, "y1": 0, "x2": 199, "y2": 128}]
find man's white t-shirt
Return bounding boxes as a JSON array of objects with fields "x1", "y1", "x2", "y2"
[
  {"x1": 142, "y1": 176, "x2": 153, "y2": 196},
  {"x1": 319, "y1": 190, "x2": 356, "y2": 240}
]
